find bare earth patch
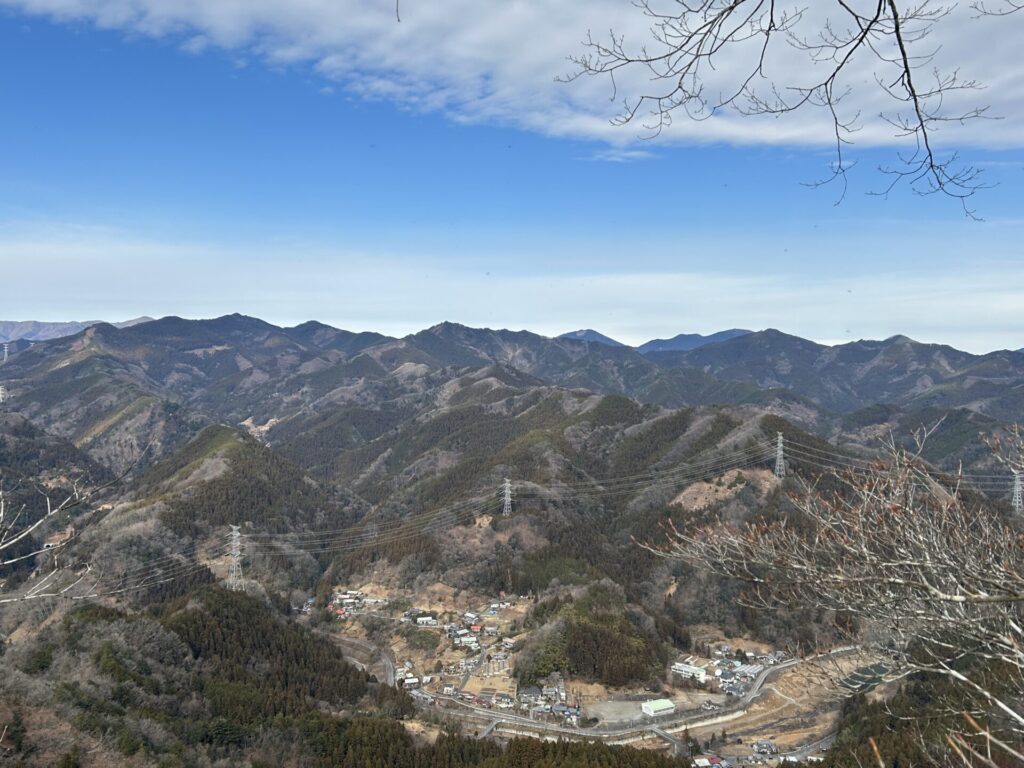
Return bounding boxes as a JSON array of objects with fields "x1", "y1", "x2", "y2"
[{"x1": 671, "y1": 468, "x2": 774, "y2": 511}]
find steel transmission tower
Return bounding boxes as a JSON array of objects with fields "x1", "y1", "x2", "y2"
[
  {"x1": 2, "y1": 343, "x2": 8, "y2": 363},
  {"x1": 228, "y1": 525, "x2": 243, "y2": 591},
  {"x1": 774, "y1": 432, "x2": 786, "y2": 480},
  {"x1": 0, "y1": 385, "x2": 7, "y2": 404},
  {"x1": 1013, "y1": 471, "x2": 1023, "y2": 516},
  {"x1": 502, "y1": 478, "x2": 513, "y2": 517}
]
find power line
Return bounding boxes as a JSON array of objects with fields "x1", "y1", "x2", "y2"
[
  {"x1": 783, "y1": 441, "x2": 1020, "y2": 496},
  {"x1": 518, "y1": 452, "x2": 774, "y2": 503},
  {"x1": 786, "y1": 438, "x2": 1015, "y2": 480},
  {"x1": 242, "y1": 500, "x2": 495, "y2": 556},
  {"x1": 529, "y1": 443, "x2": 775, "y2": 494},
  {"x1": 9, "y1": 428, "x2": 1019, "y2": 605}
]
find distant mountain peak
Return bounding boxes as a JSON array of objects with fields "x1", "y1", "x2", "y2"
[
  {"x1": 884, "y1": 334, "x2": 915, "y2": 344},
  {"x1": 288, "y1": 320, "x2": 339, "y2": 332},
  {"x1": 637, "y1": 328, "x2": 752, "y2": 354},
  {"x1": 558, "y1": 329, "x2": 626, "y2": 347},
  {"x1": 0, "y1": 317, "x2": 154, "y2": 343}
]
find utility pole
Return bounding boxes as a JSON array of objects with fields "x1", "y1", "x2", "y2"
[
  {"x1": 774, "y1": 432, "x2": 786, "y2": 480},
  {"x1": 1013, "y1": 471, "x2": 1022, "y2": 516},
  {"x1": 228, "y1": 525, "x2": 243, "y2": 591},
  {"x1": 502, "y1": 478, "x2": 512, "y2": 517}
]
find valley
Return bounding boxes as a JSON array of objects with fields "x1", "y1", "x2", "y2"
[{"x1": 0, "y1": 316, "x2": 1021, "y2": 766}]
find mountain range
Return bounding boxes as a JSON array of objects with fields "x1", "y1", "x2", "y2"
[
  {"x1": 0, "y1": 317, "x2": 154, "y2": 343},
  {"x1": 1, "y1": 313, "x2": 1021, "y2": 764},
  {"x1": 1, "y1": 314, "x2": 1021, "y2": 474}
]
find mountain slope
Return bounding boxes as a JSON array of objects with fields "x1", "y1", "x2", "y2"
[
  {"x1": 651, "y1": 329, "x2": 1024, "y2": 418},
  {"x1": 637, "y1": 328, "x2": 752, "y2": 353},
  {"x1": 396, "y1": 322, "x2": 804, "y2": 412}
]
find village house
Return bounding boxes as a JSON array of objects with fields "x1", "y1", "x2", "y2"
[
  {"x1": 517, "y1": 685, "x2": 543, "y2": 704},
  {"x1": 735, "y1": 663, "x2": 764, "y2": 680},
  {"x1": 693, "y1": 757, "x2": 732, "y2": 768}
]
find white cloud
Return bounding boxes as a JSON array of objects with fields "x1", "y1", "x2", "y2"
[
  {"x1": 3, "y1": 0, "x2": 1024, "y2": 152},
  {"x1": 589, "y1": 148, "x2": 658, "y2": 163}
]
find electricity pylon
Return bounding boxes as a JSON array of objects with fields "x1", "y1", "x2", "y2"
[
  {"x1": 228, "y1": 525, "x2": 243, "y2": 591},
  {"x1": 1013, "y1": 471, "x2": 1022, "y2": 516},
  {"x1": 502, "y1": 478, "x2": 512, "y2": 517}
]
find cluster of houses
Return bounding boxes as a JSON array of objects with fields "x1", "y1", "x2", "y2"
[
  {"x1": 395, "y1": 659, "x2": 434, "y2": 691},
  {"x1": 444, "y1": 610, "x2": 504, "y2": 652},
  {"x1": 740, "y1": 740, "x2": 780, "y2": 765},
  {"x1": 505, "y1": 674, "x2": 580, "y2": 724},
  {"x1": 331, "y1": 589, "x2": 387, "y2": 617},
  {"x1": 442, "y1": 686, "x2": 519, "y2": 711},
  {"x1": 672, "y1": 646, "x2": 787, "y2": 697},
  {"x1": 711, "y1": 644, "x2": 788, "y2": 666}
]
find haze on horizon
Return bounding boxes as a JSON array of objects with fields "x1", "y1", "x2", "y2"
[{"x1": 0, "y1": 3, "x2": 1022, "y2": 352}]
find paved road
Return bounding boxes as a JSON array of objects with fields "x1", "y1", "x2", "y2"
[
  {"x1": 332, "y1": 635, "x2": 397, "y2": 686},
  {"x1": 782, "y1": 733, "x2": 836, "y2": 761},
  {"x1": 425, "y1": 646, "x2": 861, "y2": 746}
]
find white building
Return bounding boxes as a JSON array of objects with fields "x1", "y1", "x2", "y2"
[
  {"x1": 641, "y1": 698, "x2": 676, "y2": 717},
  {"x1": 671, "y1": 662, "x2": 708, "y2": 684}
]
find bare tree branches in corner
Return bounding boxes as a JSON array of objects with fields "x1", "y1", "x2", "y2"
[
  {"x1": 564, "y1": 1, "x2": 1020, "y2": 218},
  {"x1": 0, "y1": 454, "x2": 144, "y2": 603},
  {"x1": 642, "y1": 428, "x2": 1024, "y2": 764}
]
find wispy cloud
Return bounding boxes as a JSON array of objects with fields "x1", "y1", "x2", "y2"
[
  {"x1": 3, "y1": 0, "x2": 1023, "y2": 153},
  {"x1": 589, "y1": 148, "x2": 657, "y2": 163}
]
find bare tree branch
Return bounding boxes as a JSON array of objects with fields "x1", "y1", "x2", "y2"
[
  {"x1": 643, "y1": 426, "x2": 1024, "y2": 761},
  {"x1": 564, "y1": 1, "x2": 1012, "y2": 217}
]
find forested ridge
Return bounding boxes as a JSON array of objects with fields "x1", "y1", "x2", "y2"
[{"x1": 4, "y1": 316, "x2": 1023, "y2": 765}]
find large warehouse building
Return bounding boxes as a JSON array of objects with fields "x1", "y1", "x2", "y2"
[{"x1": 640, "y1": 698, "x2": 676, "y2": 717}]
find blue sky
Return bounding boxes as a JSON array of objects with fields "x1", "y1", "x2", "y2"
[{"x1": 0, "y1": 5, "x2": 1022, "y2": 351}]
